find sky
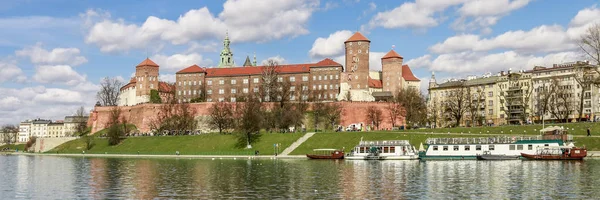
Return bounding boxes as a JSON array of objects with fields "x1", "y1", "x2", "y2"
[{"x1": 0, "y1": 0, "x2": 599, "y2": 125}]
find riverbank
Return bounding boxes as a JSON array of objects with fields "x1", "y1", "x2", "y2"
[{"x1": 9, "y1": 152, "x2": 306, "y2": 159}]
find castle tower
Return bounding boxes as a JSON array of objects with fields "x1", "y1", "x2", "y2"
[
  {"x1": 218, "y1": 31, "x2": 235, "y2": 68},
  {"x1": 429, "y1": 71, "x2": 437, "y2": 89},
  {"x1": 381, "y1": 49, "x2": 404, "y2": 96},
  {"x1": 344, "y1": 32, "x2": 370, "y2": 90},
  {"x1": 135, "y1": 58, "x2": 160, "y2": 101}
]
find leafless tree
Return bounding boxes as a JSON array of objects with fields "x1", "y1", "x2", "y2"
[
  {"x1": 573, "y1": 64, "x2": 597, "y2": 121},
  {"x1": 498, "y1": 73, "x2": 533, "y2": 124},
  {"x1": 312, "y1": 102, "x2": 327, "y2": 131},
  {"x1": 427, "y1": 100, "x2": 442, "y2": 128},
  {"x1": 234, "y1": 95, "x2": 264, "y2": 148},
  {"x1": 208, "y1": 102, "x2": 234, "y2": 134},
  {"x1": 550, "y1": 84, "x2": 576, "y2": 123},
  {"x1": 395, "y1": 88, "x2": 427, "y2": 127},
  {"x1": 443, "y1": 85, "x2": 468, "y2": 127},
  {"x1": 535, "y1": 78, "x2": 558, "y2": 124},
  {"x1": 74, "y1": 106, "x2": 89, "y2": 136},
  {"x1": 466, "y1": 86, "x2": 486, "y2": 127},
  {"x1": 260, "y1": 60, "x2": 281, "y2": 102},
  {"x1": 366, "y1": 106, "x2": 383, "y2": 130},
  {"x1": 324, "y1": 103, "x2": 343, "y2": 130},
  {"x1": 106, "y1": 107, "x2": 124, "y2": 145},
  {"x1": 387, "y1": 102, "x2": 402, "y2": 128},
  {"x1": 96, "y1": 77, "x2": 123, "y2": 106},
  {"x1": 2, "y1": 125, "x2": 18, "y2": 145},
  {"x1": 150, "y1": 91, "x2": 198, "y2": 135},
  {"x1": 579, "y1": 23, "x2": 600, "y2": 67}
]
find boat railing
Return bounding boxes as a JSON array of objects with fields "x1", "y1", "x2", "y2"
[
  {"x1": 359, "y1": 140, "x2": 410, "y2": 146},
  {"x1": 425, "y1": 136, "x2": 544, "y2": 145}
]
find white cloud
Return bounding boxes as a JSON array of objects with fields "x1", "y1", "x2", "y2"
[
  {"x1": 368, "y1": 52, "x2": 387, "y2": 71},
  {"x1": 261, "y1": 55, "x2": 286, "y2": 65},
  {"x1": 152, "y1": 53, "x2": 212, "y2": 72},
  {"x1": 566, "y1": 6, "x2": 600, "y2": 40},
  {"x1": 16, "y1": 43, "x2": 87, "y2": 66},
  {"x1": 159, "y1": 74, "x2": 176, "y2": 83},
  {"x1": 85, "y1": 0, "x2": 319, "y2": 52},
  {"x1": 405, "y1": 54, "x2": 432, "y2": 69},
  {"x1": 0, "y1": 61, "x2": 26, "y2": 83},
  {"x1": 430, "y1": 25, "x2": 575, "y2": 54},
  {"x1": 452, "y1": 0, "x2": 531, "y2": 33},
  {"x1": 33, "y1": 65, "x2": 87, "y2": 86},
  {"x1": 0, "y1": 96, "x2": 21, "y2": 111},
  {"x1": 309, "y1": 30, "x2": 353, "y2": 58}
]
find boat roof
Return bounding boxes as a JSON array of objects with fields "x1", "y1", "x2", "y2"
[
  {"x1": 538, "y1": 146, "x2": 579, "y2": 149},
  {"x1": 357, "y1": 140, "x2": 411, "y2": 147},
  {"x1": 425, "y1": 136, "x2": 564, "y2": 145},
  {"x1": 313, "y1": 149, "x2": 339, "y2": 151}
]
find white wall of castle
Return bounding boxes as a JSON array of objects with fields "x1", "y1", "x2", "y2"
[{"x1": 118, "y1": 86, "x2": 138, "y2": 106}]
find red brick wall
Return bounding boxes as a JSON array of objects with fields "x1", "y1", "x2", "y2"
[{"x1": 88, "y1": 102, "x2": 404, "y2": 133}]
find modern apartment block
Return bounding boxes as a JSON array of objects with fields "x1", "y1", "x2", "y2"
[{"x1": 428, "y1": 61, "x2": 599, "y2": 127}]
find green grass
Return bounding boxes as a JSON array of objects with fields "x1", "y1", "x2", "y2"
[
  {"x1": 91, "y1": 124, "x2": 138, "y2": 136},
  {"x1": 402, "y1": 122, "x2": 600, "y2": 135},
  {"x1": 0, "y1": 144, "x2": 25, "y2": 151},
  {"x1": 50, "y1": 133, "x2": 304, "y2": 155}
]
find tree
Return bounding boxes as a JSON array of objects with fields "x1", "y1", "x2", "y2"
[
  {"x1": 466, "y1": 86, "x2": 486, "y2": 127},
  {"x1": 396, "y1": 88, "x2": 427, "y2": 128},
  {"x1": 366, "y1": 106, "x2": 383, "y2": 130},
  {"x1": 387, "y1": 102, "x2": 402, "y2": 128},
  {"x1": 1, "y1": 125, "x2": 18, "y2": 145},
  {"x1": 106, "y1": 107, "x2": 124, "y2": 145},
  {"x1": 150, "y1": 91, "x2": 198, "y2": 135},
  {"x1": 96, "y1": 77, "x2": 123, "y2": 106},
  {"x1": 579, "y1": 23, "x2": 600, "y2": 67},
  {"x1": 443, "y1": 85, "x2": 468, "y2": 127},
  {"x1": 312, "y1": 102, "x2": 327, "y2": 131},
  {"x1": 208, "y1": 102, "x2": 234, "y2": 134},
  {"x1": 535, "y1": 78, "x2": 558, "y2": 125},
  {"x1": 234, "y1": 96, "x2": 264, "y2": 148},
  {"x1": 260, "y1": 60, "x2": 280, "y2": 102},
  {"x1": 573, "y1": 64, "x2": 596, "y2": 121},
  {"x1": 150, "y1": 89, "x2": 162, "y2": 103},
  {"x1": 83, "y1": 135, "x2": 95, "y2": 150},
  {"x1": 74, "y1": 106, "x2": 89, "y2": 136},
  {"x1": 323, "y1": 103, "x2": 343, "y2": 130},
  {"x1": 427, "y1": 101, "x2": 442, "y2": 128},
  {"x1": 549, "y1": 84, "x2": 576, "y2": 123}
]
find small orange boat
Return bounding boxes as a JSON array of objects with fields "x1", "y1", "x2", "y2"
[
  {"x1": 306, "y1": 149, "x2": 345, "y2": 159},
  {"x1": 521, "y1": 146, "x2": 587, "y2": 160}
]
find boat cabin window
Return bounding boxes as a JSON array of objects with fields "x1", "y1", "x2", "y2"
[
  {"x1": 544, "y1": 144, "x2": 549, "y2": 146},
  {"x1": 433, "y1": 146, "x2": 438, "y2": 151},
  {"x1": 453, "y1": 146, "x2": 459, "y2": 151},
  {"x1": 443, "y1": 146, "x2": 448, "y2": 151},
  {"x1": 489, "y1": 145, "x2": 495, "y2": 151},
  {"x1": 509, "y1": 145, "x2": 515, "y2": 150},
  {"x1": 464, "y1": 146, "x2": 470, "y2": 151},
  {"x1": 528, "y1": 145, "x2": 533, "y2": 150},
  {"x1": 390, "y1": 147, "x2": 395, "y2": 153},
  {"x1": 383, "y1": 147, "x2": 389, "y2": 153},
  {"x1": 476, "y1": 145, "x2": 481, "y2": 151},
  {"x1": 517, "y1": 145, "x2": 523, "y2": 150}
]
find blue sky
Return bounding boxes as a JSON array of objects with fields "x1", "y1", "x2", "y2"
[{"x1": 1, "y1": 0, "x2": 600, "y2": 124}]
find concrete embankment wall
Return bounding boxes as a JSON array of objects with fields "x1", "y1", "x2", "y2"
[
  {"x1": 88, "y1": 102, "x2": 404, "y2": 133},
  {"x1": 31, "y1": 137, "x2": 78, "y2": 153}
]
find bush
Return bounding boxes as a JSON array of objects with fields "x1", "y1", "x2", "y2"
[{"x1": 25, "y1": 136, "x2": 37, "y2": 151}]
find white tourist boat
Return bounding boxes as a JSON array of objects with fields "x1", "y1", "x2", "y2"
[
  {"x1": 419, "y1": 127, "x2": 574, "y2": 160},
  {"x1": 346, "y1": 140, "x2": 419, "y2": 160}
]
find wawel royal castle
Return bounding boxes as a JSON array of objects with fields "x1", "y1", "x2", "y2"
[{"x1": 118, "y1": 32, "x2": 421, "y2": 106}]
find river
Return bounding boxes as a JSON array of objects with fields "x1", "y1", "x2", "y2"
[{"x1": 1, "y1": 155, "x2": 599, "y2": 199}]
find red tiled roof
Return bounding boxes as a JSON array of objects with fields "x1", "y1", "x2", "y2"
[
  {"x1": 315, "y1": 58, "x2": 342, "y2": 67},
  {"x1": 205, "y1": 64, "x2": 312, "y2": 77},
  {"x1": 345, "y1": 32, "x2": 370, "y2": 43},
  {"x1": 402, "y1": 65, "x2": 420, "y2": 81},
  {"x1": 120, "y1": 77, "x2": 137, "y2": 91},
  {"x1": 368, "y1": 78, "x2": 383, "y2": 88},
  {"x1": 158, "y1": 81, "x2": 175, "y2": 93},
  {"x1": 177, "y1": 64, "x2": 204, "y2": 74},
  {"x1": 136, "y1": 58, "x2": 159, "y2": 68},
  {"x1": 382, "y1": 50, "x2": 403, "y2": 59}
]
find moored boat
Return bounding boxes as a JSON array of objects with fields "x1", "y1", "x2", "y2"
[
  {"x1": 521, "y1": 146, "x2": 587, "y2": 160},
  {"x1": 476, "y1": 151, "x2": 520, "y2": 160},
  {"x1": 306, "y1": 149, "x2": 345, "y2": 159},
  {"x1": 346, "y1": 140, "x2": 419, "y2": 160}
]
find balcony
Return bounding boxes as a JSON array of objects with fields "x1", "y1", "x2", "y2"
[
  {"x1": 509, "y1": 109, "x2": 524, "y2": 113},
  {"x1": 584, "y1": 103, "x2": 592, "y2": 108}
]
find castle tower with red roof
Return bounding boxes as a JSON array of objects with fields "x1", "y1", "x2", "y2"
[
  {"x1": 344, "y1": 32, "x2": 370, "y2": 91},
  {"x1": 382, "y1": 49, "x2": 404, "y2": 96},
  {"x1": 135, "y1": 58, "x2": 160, "y2": 98}
]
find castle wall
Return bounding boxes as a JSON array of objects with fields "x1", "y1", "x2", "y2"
[{"x1": 88, "y1": 102, "x2": 404, "y2": 133}]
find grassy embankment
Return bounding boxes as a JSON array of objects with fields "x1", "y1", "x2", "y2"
[
  {"x1": 0, "y1": 144, "x2": 26, "y2": 151},
  {"x1": 51, "y1": 133, "x2": 304, "y2": 155}
]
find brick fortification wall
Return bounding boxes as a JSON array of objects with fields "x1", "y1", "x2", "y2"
[{"x1": 88, "y1": 102, "x2": 404, "y2": 133}]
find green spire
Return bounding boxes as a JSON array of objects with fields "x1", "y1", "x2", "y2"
[{"x1": 218, "y1": 31, "x2": 234, "y2": 68}]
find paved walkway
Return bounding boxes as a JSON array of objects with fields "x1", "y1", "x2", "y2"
[
  {"x1": 9, "y1": 152, "x2": 307, "y2": 159},
  {"x1": 279, "y1": 132, "x2": 315, "y2": 156}
]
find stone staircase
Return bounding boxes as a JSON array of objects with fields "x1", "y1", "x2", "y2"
[{"x1": 280, "y1": 132, "x2": 315, "y2": 156}]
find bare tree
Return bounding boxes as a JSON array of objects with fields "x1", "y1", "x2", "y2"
[
  {"x1": 260, "y1": 60, "x2": 280, "y2": 102},
  {"x1": 96, "y1": 77, "x2": 123, "y2": 106},
  {"x1": 573, "y1": 64, "x2": 597, "y2": 121},
  {"x1": 150, "y1": 91, "x2": 198, "y2": 135},
  {"x1": 550, "y1": 84, "x2": 576, "y2": 123},
  {"x1": 366, "y1": 106, "x2": 383, "y2": 130},
  {"x1": 387, "y1": 102, "x2": 402, "y2": 128},
  {"x1": 2, "y1": 125, "x2": 18, "y2": 145},
  {"x1": 74, "y1": 106, "x2": 89, "y2": 136},
  {"x1": 324, "y1": 103, "x2": 343, "y2": 131},
  {"x1": 579, "y1": 23, "x2": 600, "y2": 67},
  {"x1": 396, "y1": 88, "x2": 427, "y2": 128},
  {"x1": 312, "y1": 102, "x2": 327, "y2": 132},
  {"x1": 427, "y1": 101, "x2": 442, "y2": 128},
  {"x1": 443, "y1": 85, "x2": 468, "y2": 127},
  {"x1": 208, "y1": 102, "x2": 234, "y2": 134},
  {"x1": 234, "y1": 95, "x2": 264, "y2": 148},
  {"x1": 498, "y1": 73, "x2": 533, "y2": 125},
  {"x1": 466, "y1": 86, "x2": 486, "y2": 127},
  {"x1": 535, "y1": 78, "x2": 558, "y2": 125},
  {"x1": 106, "y1": 107, "x2": 124, "y2": 145}
]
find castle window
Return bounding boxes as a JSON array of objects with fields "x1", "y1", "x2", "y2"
[
  {"x1": 254, "y1": 87, "x2": 259, "y2": 92},
  {"x1": 324, "y1": 85, "x2": 328, "y2": 90},
  {"x1": 193, "y1": 81, "x2": 196, "y2": 86},
  {"x1": 290, "y1": 86, "x2": 295, "y2": 91},
  {"x1": 188, "y1": 90, "x2": 191, "y2": 96},
  {"x1": 207, "y1": 98, "x2": 212, "y2": 102},
  {"x1": 313, "y1": 76, "x2": 316, "y2": 81},
  {"x1": 219, "y1": 98, "x2": 224, "y2": 102},
  {"x1": 318, "y1": 85, "x2": 322, "y2": 90},
  {"x1": 278, "y1": 77, "x2": 283, "y2": 82},
  {"x1": 358, "y1": 42, "x2": 361, "y2": 45},
  {"x1": 330, "y1": 84, "x2": 333, "y2": 90},
  {"x1": 219, "y1": 89, "x2": 224, "y2": 94},
  {"x1": 219, "y1": 80, "x2": 224, "y2": 85},
  {"x1": 349, "y1": 50, "x2": 353, "y2": 54},
  {"x1": 243, "y1": 79, "x2": 248, "y2": 84},
  {"x1": 207, "y1": 90, "x2": 212, "y2": 94},
  {"x1": 231, "y1": 97, "x2": 236, "y2": 102},
  {"x1": 183, "y1": 91, "x2": 186, "y2": 95},
  {"x1": 303, "y1": 76, "x2": 308, "y2": 81},
  {"x1": 193, "y1": 90, "x2": 197, "y2": 95},
  {"x1": 324, "y1": 76, "x2": 327, "y2": 80},
  {"x1": 231, "y1": 79, "x2": 237, "y2": 84},
  {"x1": 254, "y1": 78, "x2": 259, "y2": 83},
  {"x1": 290, "y1": 77, "x2": 295, "y2": 82},
  {"x1": 184, "y1": 81, "x2": 187, "y2": 86},
  {"x1": 330, "y1": 75, "x2": 333, "y2": 80},
  {"x1": 150, "y1": 84, "x2": 154, "y2": 89},
  {"x1": 231, "y1": 89, "x2": 236, "y2": 94},
  {"x1": 303, "y1": 86, "x2": 308, "y2": 91},
  {"x1": 243, "y1": 88, "x2": 248, "y2": 93},
  {"x1": 319, "y1": 76, "x2": 322, "y2": 80},
  {"x1": 208, "y1": 80, "x2": 212, "y2": 85},
  {"x1": 313, "y1": 85, "x2": 316, "y2": 90},
  {"x1": 358, "y1": 50, "x2": 362, "y2": 53},
  {"x1": 335, "y1": 75, "x2": 339, "y2": 79}
]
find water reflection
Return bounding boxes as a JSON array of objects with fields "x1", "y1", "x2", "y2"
[{"x1": 2, "y1": 155, "x2": 600, "y2": 199}]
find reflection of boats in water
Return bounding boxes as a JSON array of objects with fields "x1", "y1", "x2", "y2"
[
  {"x1": 521, "y1": 146, "x2": 587, "y2": 160},
  {"x1": 306, "y1": 149, "x2": 345, "y2": 159},
  {"x1": 476, "y1": 151, "x2": 519, "y2": 160},
  {"x1": 346, "y1": 140, "x2": 418, "y2": 160},
  {"x1": 419, "y1": 126, "x2": 575, "y2": 160}
]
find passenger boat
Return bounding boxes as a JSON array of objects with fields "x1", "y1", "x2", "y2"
[
  {"x1": 306, "y1": 149, "x2": 345, "y2": 159},
  {"x1": 521, "y1": 146, "x2": 587, "y2": 160},
  {"x1": 346, "y1": 140, "x2": 419, "y2": 160},
  {"x1": 476, "y1": 151, "x2": 520, "y2": 160},
  {"x1": 419, "y1": 126, "x2": 573, "y2": 160}
]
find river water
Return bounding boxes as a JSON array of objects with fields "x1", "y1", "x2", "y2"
[{"x1": 1, "y1": 155, "x2": 599, "y2": 199}]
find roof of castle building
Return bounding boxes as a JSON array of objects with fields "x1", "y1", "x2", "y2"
[
  {"x1": 136, "y1": 58, "x2": 159, "y2": 68},
  {"x1": 402, "y1": 65, "x2": 420, "y2": 81},
  {"x1": 368, "y1": 77, "x2": 383, "y2": 88},
  {"x1": 158, "y1": 82, "x2": 175, "y2": 93},
  {"x1": 176, "y1": 64, "x2": 204, "y2": 74},
  {"x1": 345, "y1": 32, "x2": 370, "y2": 43},
  {"x1": 382, "y1": 50, "x2": 403, "y2": 59},
  {"x1": 177, "y1": 58, "x2": 342, "y2": 77}
]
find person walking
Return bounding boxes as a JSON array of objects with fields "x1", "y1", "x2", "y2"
[{"x1": 587, "y1": 128, "x2": 591, "y2": 137}]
